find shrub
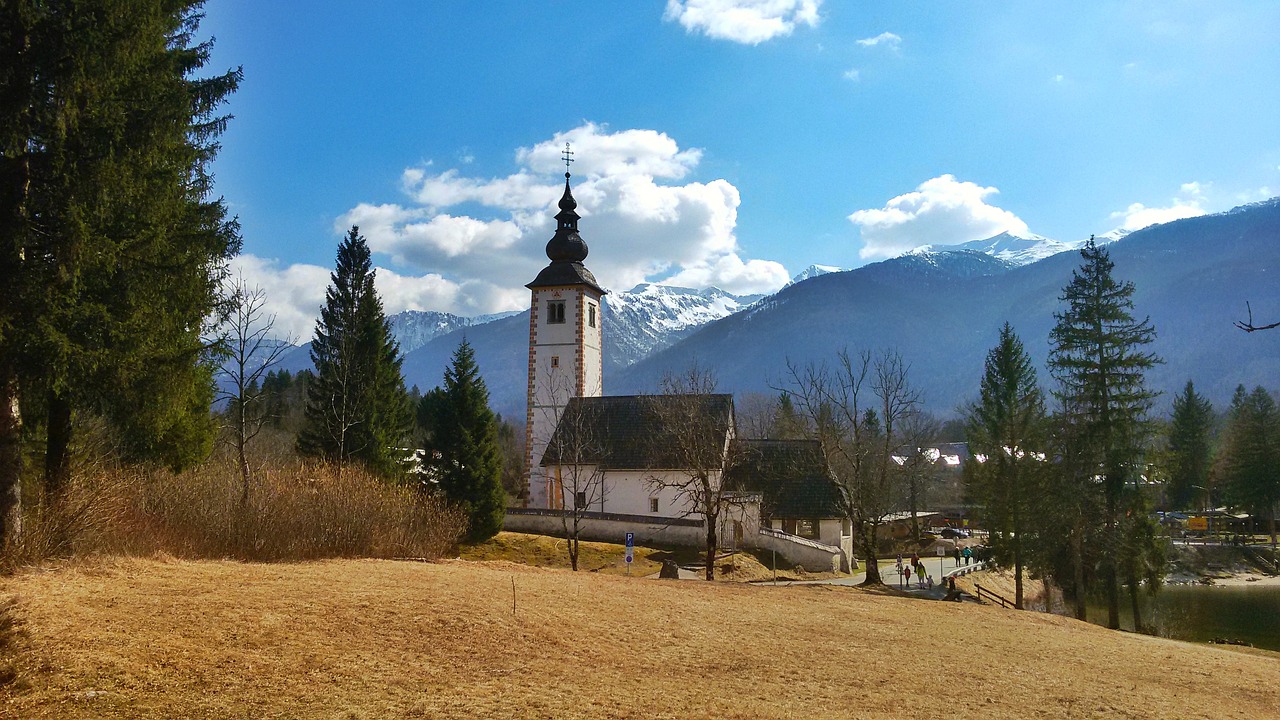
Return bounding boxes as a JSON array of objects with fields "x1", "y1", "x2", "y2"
[{"x1": 4, "y1": 457, "x2": 467, "y2": 568}]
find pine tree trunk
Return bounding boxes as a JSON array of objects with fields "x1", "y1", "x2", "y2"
[
  {"x1": 1129, "y1": 571, "x2": 1143, "y2": 633},
  {"x1": 1072, "y1": 519, "x2": 1087, "y2": 621},
  {"x1": 1013, "y1": 500, "x2": 1024, "y2": 609},
  {"x1": 1014, "y1": 551, "x2": 1024, "y2": 610},
  {"x1": 1042, "y1": 575, "x2": 1053, "y2": 613},
  {"x1": 44, "y1": 390, "x2": 73, "y2": 498},
  {"x1": 0, "y1": 365, "x2": 22, "y2": 545},
  {"x1": 1104, "y1": 489, "x2": 1121, "y2": 630}
]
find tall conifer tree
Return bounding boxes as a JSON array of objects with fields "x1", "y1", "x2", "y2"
[
  {"x1": 965, "y1": 323, "x2": 1046, "y2": 609},
  {"x1": 422, "y1": 340, "x2": 505, "y2": 542},
  {"x1": 1048, "y1": 238, "x2": 1161, "y2": 630},
  {"x1": 298, "y1": 226, "x2": 411, "y2": 477},
  {"x1": 1220, "y1": 386, "x2": 1280, "y2": 545},
  {"x1": 1, "y1": 1, "x2": 241, "y2": 542},
  {"x1": 1166, "y1": 381, "x2": 1215, "y2": 511}
]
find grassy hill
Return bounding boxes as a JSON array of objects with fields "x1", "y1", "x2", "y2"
[{"x1": 2, "y1": 556, "x2": 1277, "y2": 718}]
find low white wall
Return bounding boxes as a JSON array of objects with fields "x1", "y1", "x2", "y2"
[
  {"x1": 505, "y1": 509, "x2": 706, "y2": 548},
  {"x1": 504, "y1": 509, "x2": 840, "y2": 573},
  {"x1": 755, "y1": 528, "x2": 842, "y2": 573}
]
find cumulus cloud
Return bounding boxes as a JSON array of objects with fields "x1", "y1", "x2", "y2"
[
  {"x1": 848, "y1": 175, "x2": 1030, "y2": 259},
  {"x1": 233, "y1": 121, "x2": 790, "y2": 337},
  {"x1": 842, "y1": 68, "x2": 861, "y2": 81},
  {"x1": 228, "y1": 254, "x2": 528, "y2": 341},
  {"x1": 663, "y1": 0, "x2": 821, "y2": 45},
  {"x1": 856, "y1": 31, "x2": 901, "y2": 50},
  {"x1": 1110, "y1": 183, "x2": 1207, "y2": 232}
]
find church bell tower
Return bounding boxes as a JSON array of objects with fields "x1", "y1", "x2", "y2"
[{"x1": 524, "y1": 150, "x2": 605, "y2": 509}]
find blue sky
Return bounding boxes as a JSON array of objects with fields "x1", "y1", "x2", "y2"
[{"x1": 200, "y1": 1, "x2": 1280, "y2": 337}]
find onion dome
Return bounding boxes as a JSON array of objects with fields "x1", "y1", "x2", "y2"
[{"x1": 527, "y1": 171, "x2": 605, "y2": 294}]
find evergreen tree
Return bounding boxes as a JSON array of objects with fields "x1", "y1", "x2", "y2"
[
  {"x1": 770, "y1": 392, "x2": 808, "y2": 440},
  {"x1": 1, "y1": 1, "x2": 241, "y2": 541},
  {"x1": 1166, "y1": 381, "x2": 1215, "y2": 511},
  {"x1": 1220, "y1": 386, "x2": 1280, "y2": 545},
  {"x1": 421, "y1": 340, "x2": 506, "y2": 542},
  {"x1": 298, "y1": 226, "x2": 411, "y2": 477},
  {"x1": 965, "y1": 323, "x2": 1047, "y2": 609},
  {"x1": 1048, "y1": 238, "x2": 1161, "y2": 630}
]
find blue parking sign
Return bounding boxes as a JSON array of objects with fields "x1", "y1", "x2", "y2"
[{"x1": 625, "y1": 532, "x2": 634, "y2": 563}]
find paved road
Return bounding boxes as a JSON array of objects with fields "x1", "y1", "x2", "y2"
[{"x1": 657, "y1": 555, "x2": 989, "y2": 600}]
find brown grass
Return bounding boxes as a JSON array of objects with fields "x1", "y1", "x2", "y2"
[
  {"x1": 4, "y1": 461, "x2": 466, "y2": 567},
  {"x1": 2, "y1": 556, "x2": 1277, "y2": 719}
]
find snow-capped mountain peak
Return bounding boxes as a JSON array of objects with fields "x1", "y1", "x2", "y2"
[
  {"x1": 911, "y1": 230, "x2": 1075, "y2": 266},
  {"x1": 786, "y1": 264, "x2": 844, "y2": 287},
  {"x1": 604, "y1": 283, "x2": 763, "y2": 368}
]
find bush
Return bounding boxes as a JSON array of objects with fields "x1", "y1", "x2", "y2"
[{"x1": 4, "y1": 458, "x2": 467, "y2": 568}]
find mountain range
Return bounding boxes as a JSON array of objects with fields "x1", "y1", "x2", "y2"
[{"x1": 270, "y1": 198, "x2": 1280, "y2": 420}]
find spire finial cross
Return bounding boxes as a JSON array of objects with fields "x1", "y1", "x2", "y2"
[{"x1": 562, "y1": 142, "x2": 575, "y2": 174}]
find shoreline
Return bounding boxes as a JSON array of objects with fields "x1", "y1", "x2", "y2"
[{"x1": 1204, "y1": 572, "x2": 1280, "y2": 587}]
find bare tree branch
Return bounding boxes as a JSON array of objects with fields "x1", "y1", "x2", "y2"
[{"x1": 1234, "y1": 301, "x2": 1280, "y2": 332}]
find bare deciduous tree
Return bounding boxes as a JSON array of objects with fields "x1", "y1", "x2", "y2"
[
  {"x1": 644, "y1": 364, "x2": 745, "y2": 581},
  {"x1": 216, "y1": 276, "x2": 294, "y2": 503},
  {"x1": 538, "y1": 372, "x2": 608, "y2": 571},
  {"x1": 782, "y1": 348, "x2": 921, "y2": 585},
  {"x1": 897, "y1": 411, "x2": 944, "y2": 540}
]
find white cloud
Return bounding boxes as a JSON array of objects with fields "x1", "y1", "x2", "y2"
[
  {"x1": 663, "y1": 0, "x2": 821, "y2": 45},
  {"x1": 856, "y1": 32, "x2": 901, "y2": 50},
  {"x1": 1110, "y1": 183, "x2": 1207, "y2": 232},
  {"x1": 268, "y1": 121, "x2": 789, "y2": 334},
  {"x1": 239, "y1": 123, "x2": 845, "y2": 339},
  {"x1": 228, "y1": 254, "x2": 528, "y2": 342},
  {"x1": 228, "y1": 255, "x2": 333, "y2": 341},
  {"x1": 843, "y1": 68, "x2": 861, "y2": 81},
  {"x1": 848, "y1": 175, "x2": 1030, "y2": 259},
  {"x1": 666, "y1": 253, "x2": 791, "y2": 295},
  {"x1": 1053, "y1": 74, "x2": 1065, "y2": 83}
]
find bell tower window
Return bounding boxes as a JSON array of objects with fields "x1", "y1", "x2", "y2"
[
  {"x1": 547, "y1": 300, "x2": 566, "y2": 324},
  {"x1": 588, "y1": 303, "x2": 597, "y2": 328}
]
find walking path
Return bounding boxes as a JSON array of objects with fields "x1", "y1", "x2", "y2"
[{"x1": 750, "y1": 556, "x2": 991, "y2": 599}]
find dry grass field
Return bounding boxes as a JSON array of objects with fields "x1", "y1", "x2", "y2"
[{"x1": 2, "y1": 556, "x2": 1278, "y2": 719}]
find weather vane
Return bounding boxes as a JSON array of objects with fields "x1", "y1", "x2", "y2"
[{"x1": 562, "y1": 142, "x2": 574, "y2": 175}]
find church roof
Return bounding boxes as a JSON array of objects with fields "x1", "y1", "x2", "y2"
[
  {"x1": 724, "y1": 439, "x2": 844, "y2": 520},
  {"x1": 540, "y1": 394, "x2": 734, "y2": 470},
  {"x1": 528, "y1": 172, "x2": 606, "y2": 294}
]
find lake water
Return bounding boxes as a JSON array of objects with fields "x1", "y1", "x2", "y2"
[{"x1": 1086, "y1": 584, "x2": 1280, "y2": 651}]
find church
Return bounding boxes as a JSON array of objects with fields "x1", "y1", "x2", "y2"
[{"x1": 506, "y1": 162, "x2": 854, "y2": 573}]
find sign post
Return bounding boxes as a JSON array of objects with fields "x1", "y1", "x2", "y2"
[
  {"x1": 937, "y1": 545, "x2": 945, "y2": 586},
  {"x1": 625, "y1": 532, "x2": 634, "y2": 575}
]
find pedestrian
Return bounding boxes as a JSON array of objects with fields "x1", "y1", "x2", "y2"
[
  {"x1": 952, "y1": 546, "x2": 962, "y2": 567},
  {"x1": 903, "y1": 565, "x2": 911, "y2": 587},
  {"x1": 927, "y1": 575, "x2": 934, "y2": 590},
  {"x1": 962, "y1": 546, "x2": 973, "y2": 566}
]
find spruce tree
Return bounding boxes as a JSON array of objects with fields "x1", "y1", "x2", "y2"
[
  {"x1": 1166, "y1": 381, "x2": 1215, "y2": 511},
  {"x1": 1220, "y1": 386, "x2": 1280, "y2": 545},
  {"x1": 965, "y1": 323, "x2": 1046, "y2": 609},
  {"x1": 1, "y1": 0, "x2": 241, "y2": 539},
  {"x1": 1048, "y1": 238, "x2": 1161, "y2": 630},
  {"x1": 422, "y1": 340, "x2": 506, "y2": 542},
  {"x1": 298, "y1": 226, "x2": 411, "y2": 477}
]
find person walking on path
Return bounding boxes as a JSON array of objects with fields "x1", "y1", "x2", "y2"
[
  {"x1": 903, "y1": 565, "x2": 911, "y2": 588},
  {"x1": 952, "y1": 546, "x2": 962, "y2": 568},
  {"x1": 962, "y1": 546, "x2": 973, "y2": 566}
]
